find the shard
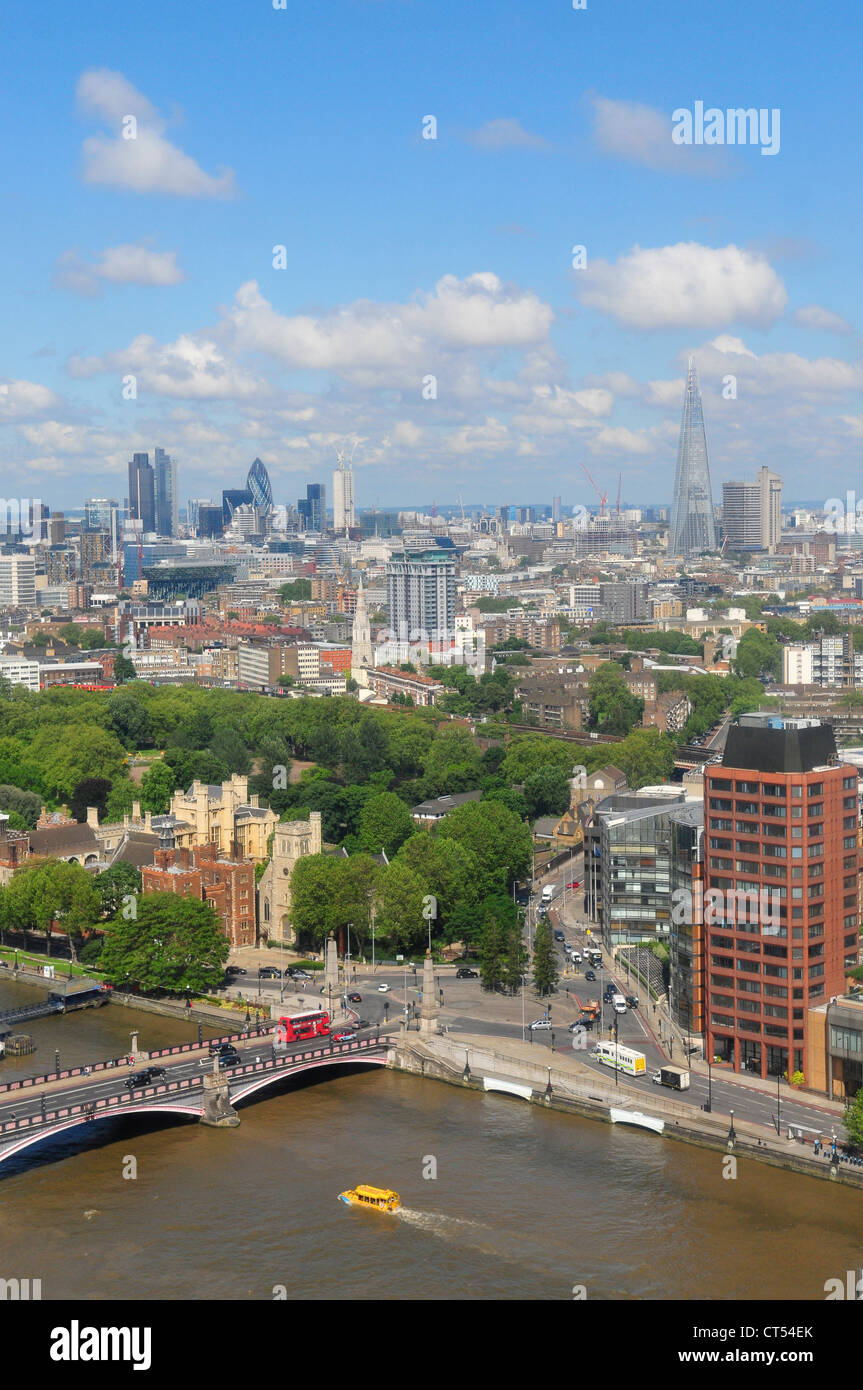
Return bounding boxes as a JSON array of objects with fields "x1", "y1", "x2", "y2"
[{"x1": 669, "y1": 357, "x2": 716, "y2": 558}]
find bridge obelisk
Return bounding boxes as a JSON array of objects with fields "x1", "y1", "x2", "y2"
[
  {"x1": 200, "y1": 1054, "x2": 240, "y2": 1128},
  {"x1": 419, "y1": 951, "x2": 439, "y2": 1037},
  {"x1": 325, "y1": 931, "x2": 339, "y2": 1011}
]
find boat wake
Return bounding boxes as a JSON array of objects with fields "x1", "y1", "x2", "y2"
[{"x1": 396, "y1": 1208, "x2": 486, "y2": 1240}]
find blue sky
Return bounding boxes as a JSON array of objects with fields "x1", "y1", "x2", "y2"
[{"x1": 2, "y1": 0, "x2": 862, "y2": 514}]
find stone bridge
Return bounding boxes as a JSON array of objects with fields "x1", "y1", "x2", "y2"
[{"x1": 0, "y1": 1031, "x2": 390, "y2": 1169}]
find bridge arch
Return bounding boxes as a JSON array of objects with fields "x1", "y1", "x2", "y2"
[
  {"x1": 0, "y1": 1101, "x2": 203, "y2": 1166},
  {"x1": 230, "y1": 1052, "x2": 387, "y2": 1105}
]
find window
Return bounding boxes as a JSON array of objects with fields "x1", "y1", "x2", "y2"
[
  {"x1": 844, "y1": 796, "x2": 857, "y2": 810},
  {"x1": 710, "y1": 837, "x2": 732, "y2": 850},
  {"x1": 763, "y1": 804, "x2": 786, "y2": 819},
  {"x1": 738, "y1": 781, "x2": 760, "y2": 794},
  {"x1": 843, "y1": 776, "x2": 857, "y2": 790},
  {"x1": 791, "y1": 786, "x2": 802, "y2": 798},
  {"x1": 736, "y1": 820, "x2": 758, "y2": 834},
  {"x1": 808, "y1": 803, "x2": 823, "y2": 818},
  {"x1": 710, "y1": 798, "x2": 733, "y2": 811},
  {"x1": 763, "y1": 784, "x2": 783, "y2": 797},
  {"x1": 808, "y1": 783, "x2": 823, "y2": 797},
  {"x1": 830, "y1": 1025, "x2": 862, "y2": 1053}
]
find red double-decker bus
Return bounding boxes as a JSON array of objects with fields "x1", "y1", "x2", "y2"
[{"x1": 276, "y1": 1010, "x2": 331, "y2": 1044}]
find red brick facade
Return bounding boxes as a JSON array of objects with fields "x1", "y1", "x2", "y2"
[{"x1": 141, "y1": 843, "x2": 256, "y2": 948}]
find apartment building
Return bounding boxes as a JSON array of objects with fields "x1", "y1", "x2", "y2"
[{"x1": 703, "y1": 716, "x2": 858, "y2": 1081}]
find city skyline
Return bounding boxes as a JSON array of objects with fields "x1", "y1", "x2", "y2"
[{"x1": 2, "y1": 0, "x2": 863, "y2": 511}]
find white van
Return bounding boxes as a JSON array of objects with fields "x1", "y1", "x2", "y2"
[
  {"x1": 568, "y1": 949, "x2": 582, "y2": 963},
  {"x1": 612, "y1": 993, "x2": 627, "y2": 1014},
  {"x1": 541, "y1": 885, "x2": 554, "y2": 904}
]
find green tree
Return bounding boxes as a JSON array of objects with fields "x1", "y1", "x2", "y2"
[
  {"x1": 0, "y1": 784, "x2": 41, "y2": 828},
  {"x1": 587, "y1": 662, "x2": 644, "y2": 735},
  {"x1": 733, "y1": 628, "x2": 782, "y2": 681},
  {"x1": 357, "y1": 791, "x2": 415, "y2": 857},
  {"x1": 113, "y1": 652, "x2": 137, "y2": 684},
  {"x1": 503, "y1": 923, "x2": 528, "y2": 993},
  {"x1": 374, "y1": 861, "x2": 429, "y2": 954},
  {"x1": 29, "y1": 724, "x2": 127, "y2": 802},
  {"x1": 140, "y1": 760, "x2": 177, "y2": 814},
  {"x1": 615, "y1": 729, "x2": 676, "y2": 789},
  {"x1": 844, "y1": 1087, "x2": 863, "y2": 1151},
  {"x1": 523, "y1": 765, "x2": 571, "y2": 820},
  {"x1": 107, "y1": 689, "x2": 154, "y2": 748},
  {"x1": 95, "y1": 862, "x2": 142, "y2": 916},
  {"x1": 100, "y1": 892, "x2": 229, "y2": 994},
  {"x1": 278, "y1": 578, "x2": 312, "y2": 601},
  {"x1": 501, "y1": 735, "x2": 575, "y2": 784},
  {"x1": 532, "y1": 917, "x2": 558, "y2": 996},
  {"x1": 394, "y1": 833, "x2": 479, "y2": 935},
  {"x1": 478, "y1": 911, "x2": 508, "y2": 991},
  {"x1": 436, "y1": 799, "x2": 533, "y2": 896},
  {"x1": 0, "y1": 859, "x2": 101, "y2": 960}
]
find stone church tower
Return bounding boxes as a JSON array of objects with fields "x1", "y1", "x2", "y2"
[
  {"x1": 257, "y1": 810, "x2": 323, "y2": 944},
  {"x1": 351, "y1": 578, "x2": 373, "y2": 686}
]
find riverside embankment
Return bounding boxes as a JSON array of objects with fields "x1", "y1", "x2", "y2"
[{"x1": 389, "y1": 1029, "x2": 863, "y2": 1189}]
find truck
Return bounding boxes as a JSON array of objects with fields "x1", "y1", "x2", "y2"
[{"x1": 651, "y1": 1064, "x2": 691, "y2": 1091}]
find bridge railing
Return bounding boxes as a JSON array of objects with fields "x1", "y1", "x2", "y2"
[{"x1": 0, "y1": 1055, "x2": 134, "y2": 1095}]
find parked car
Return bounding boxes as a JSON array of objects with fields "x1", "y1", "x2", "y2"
[
  {"x1": 529, "y1": 1018, "x2": 552, "y2": 1031},
  {"x1": 259, "y1": 966, "x2": 281, "y2": 979},
  {"x1": 377, "y1": 983, "x2": 390, "y2": 993},
  {"x1": 626, "y1": 995, "x2": 639, "y2": 1009},
  {"x1": 347, "y1": 992, "x2": 363, "y2": 1003},
  {"x1": 332, "y1": 1030, "x2": 357, "y2": 1043},
  {"x1": 584, "y1": 970, "x2": 597, "y2": 982},
  {"x1": 225, "y1": 965, "x2": 246, "y2": 976},
  {"x1": 456, "y1": 968, "x2": 478, "y2": 979}
]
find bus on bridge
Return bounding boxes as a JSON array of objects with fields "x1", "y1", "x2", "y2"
[{"x1": 275, "y1": 1010, "x2": 331, "y2": 1045}]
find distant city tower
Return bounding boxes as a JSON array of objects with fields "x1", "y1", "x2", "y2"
[
  {"x1": 669, "y1": 358, "x2": 717, "y2": 558},
  {"x1": 247, "y1": 457, "x2": 273, "y2": 515}
]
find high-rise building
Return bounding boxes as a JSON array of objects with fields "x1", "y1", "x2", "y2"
[
  {"x1": 154, "y1": 447, "x2": 178, "y2": 537},
  {"x1": 197, "y1": 505, "x2": 224, "y2": 539},
  {"x1": 128, "y1": 453, "x2": 156, "y2": 534},
  {"x1": 552, "y1": 495, "x2": 562, "y2": 523},
  {"x1": 246, "y1": 457, "x2": 273, "y2": 515},
  {"x1": 333, "y1": 454, "x2": 356, "y2": 534},
  {"x1": 703, "y1": 715, "x2": 857, "y2": 1080},
  {"x1": 669, "y1": 358, "x2": 717, "y2": 558},
  {"x1": 722, "y1": 466, "x2": 782, "y2": 552},
  {"x1": 0, "y1": 556, "x2": 36, "y2": 609},
  {"x1": 80, "y1": 530, "x2": 111, "y2": 584},
  {"x1": 222, "y1": 487, "x2": 252, "y2": 526},
  {"x1": 386, "y1": 546, "x2": 456, "y2": 642},
  {"x1": 298, "y1": 483, "x2": 325, "y2": 532}
]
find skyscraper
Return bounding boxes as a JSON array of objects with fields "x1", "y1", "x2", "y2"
[
  {"x1": 669, "y1": 358, "x2": 716, "y2": 558},
  {"x1": 247, "y1": 457, "x2": 273, "y2": 514},
  {"x1": 128, "y1": 453, "x2": 156, "y2": 534},
  {"x1": 722, "y1": 466, "x2": 782, "y2": 552},
  {"x1": 386, "y1": 546, "x2": 456, "y2": 642},
  {"x1": 154, "y1": 446, "x2": 178, "y2": 537},
  {"x1": 298, "y1": 483, "x2": 325, "y2": 532},
  {"x1": 333, "y1": 453, "x2": 356, "y2": 533}
]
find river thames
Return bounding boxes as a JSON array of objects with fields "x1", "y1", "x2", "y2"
[{"x1": 0, "y1": 980, "x2": 859, "y2": 1301}]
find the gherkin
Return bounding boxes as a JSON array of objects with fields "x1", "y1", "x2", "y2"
[
  {"x1": 246, "y1": 457, "x2": 273, "y2": 514},
  {"x1": 669, "y1": 358, "x2": 716, "y2": 558}
]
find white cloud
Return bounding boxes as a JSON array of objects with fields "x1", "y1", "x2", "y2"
[
  {"x1": 226, "y1": 272, "x2": 553, "y2": 374},
  {"x1": 792, "y1": 304, "x2": 853, "y2": 335},
  {"x1": 68, "y1": 333, "x2": 267, "y2": 400},
  {"x1": 579, "y1": 242, "x2": 787, "y2": 330},
  {"x1": 0, "y1": 380, "x2": 63, "y2": 419},
  {"x1": 592, "y1": 425, "x2": 653, "y2": 454},
  {"x1": 53, "y1": 243, "x2": 185, "y2": 296},
  {"x1": 76, "y1": 68, "x2": 235, "y2": 197},
  {"x1": 691, "y1": 337, "x2": 863, "y2": 395},
  {"x1": 589, "y1": 95, "x2": 729, "y2": 175},
  {"x1": 463, "y1": 118, "x2": 550, "y2": 152}
]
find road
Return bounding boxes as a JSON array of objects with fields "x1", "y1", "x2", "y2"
[{"x1": 525, "y1": 857, "x2": 847, "y2": 1140}]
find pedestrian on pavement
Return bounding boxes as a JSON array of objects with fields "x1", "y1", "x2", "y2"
[{"x1": 814, "y1": 1138, "x2": 820, "y2": 1155}]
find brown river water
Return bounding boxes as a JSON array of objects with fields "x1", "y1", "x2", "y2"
[{"x1": 0, "y1": 979, "x2": 860, "y2": 1301}]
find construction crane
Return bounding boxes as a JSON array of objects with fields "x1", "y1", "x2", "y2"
[
  {"x1": 581, "y1": 462, "x2": 607, "y2": 516},
  {"x1": 458, "y1": 493, "x2": 466, "y2": 524},
  {"x1": 616, "y1": 473, "x2": 622, "y2": 517}
]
